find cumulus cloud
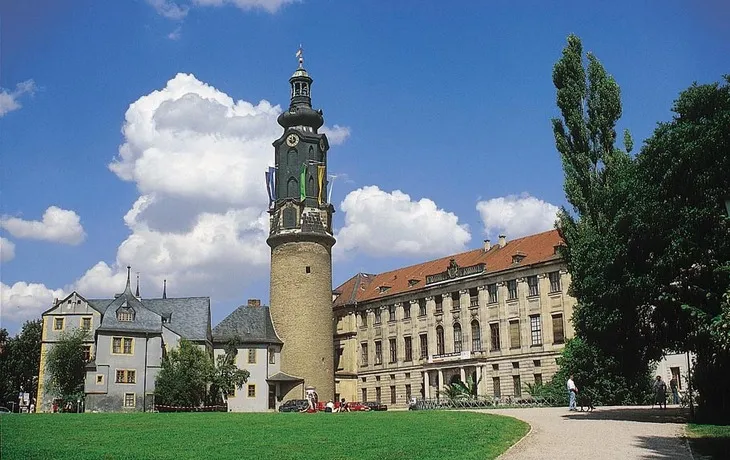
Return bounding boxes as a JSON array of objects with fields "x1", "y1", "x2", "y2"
[
  {"x1": 335, "y1": 186, "x2": 471, "y2": 259},
  {"x1": 321, "y1": 124, "x2": 351, "y2": 146},
  {"x1": 476, "y1": 193, "x2": 559, "y2": 239},
  {"x1": 0, "y1": 236, "x2": 15, "y2": 262},
  {"x1": 0, "y1": 79, "x2": 37, "y2": 117},
  {"x1": 0, "y1": 281, "x2": 66, "y2": 323},
  {"x1": 0, "y1": 206, "x2": 86, "y2": 245},
  {"x1": 146, "y1": 0, "x2": 190, "y2": 20},
  {"x1": 148, "y1": 0, "x2": 294, "y2": 21}
]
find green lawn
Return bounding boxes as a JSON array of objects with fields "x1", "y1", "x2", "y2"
[
  {"x1": 686, "y1": 423, "x2": 730, "y2": 459},
  {"x1": 0, "y1": 410, "x2": 528, "y2": 460}
]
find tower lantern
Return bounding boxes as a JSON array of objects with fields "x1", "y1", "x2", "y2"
[{"x1": 267, "y1": 48, "x2": 336, "y2": 401}]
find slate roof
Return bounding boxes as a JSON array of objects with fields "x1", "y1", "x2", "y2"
[
  {"x1": 333, "y1": 229, "x2": 564, "y2": 304},
  {"x1": 97, "y1": 287, "x2": 162, "y2": 334},
  {"x1": 267, "y1": 371, "x2": 303, "y2": 382},
  {"x1": 212, "y1": 304, "x2": 282, "y2": 345}
]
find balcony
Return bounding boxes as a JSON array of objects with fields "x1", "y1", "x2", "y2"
[{"x1": 428, "y1": 350, "x2": 471, "y2": 363}]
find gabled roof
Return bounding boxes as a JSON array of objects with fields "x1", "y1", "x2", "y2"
[
  {"x1": 97, "y1": 285, "x2": 162, "y2": 334},
  {"x1": 212, "y1": 304, "x2": 282, "y2": 344},
  {"x1": 333, "y1": 229, "x2": 563, "y2": 303}
]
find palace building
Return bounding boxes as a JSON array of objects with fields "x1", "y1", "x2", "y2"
[{"x1": 332, "y1": 229, "x2": 576, "y2": 407}]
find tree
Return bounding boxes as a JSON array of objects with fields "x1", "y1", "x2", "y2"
[
  {"x1": 208, "y1": 340, "x2": 249, "y2": 405},
  {"x1": 550, "y1": 34, "x2": 653, "y2": 404},
  {"x1": 44, "y1": 328, "x2": 89, "y2": 404},
  {"x1": 155, "y1": 339, "x2": 213, "y2": 407}
]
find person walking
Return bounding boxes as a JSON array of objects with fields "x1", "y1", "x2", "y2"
[
  {"x1": 653, "y1": 375, "x2": 667, "y2": 409},
  {"x1": 670, "y1": 376, "x2": 680, "y2": 405},
  {"x1": 567, "y1": 375, "x2": 578, "y2": 411}
]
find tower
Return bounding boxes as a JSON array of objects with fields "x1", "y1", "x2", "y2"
[{"x1": 267, "y1": 48, "x2": 336, "y2": 401}]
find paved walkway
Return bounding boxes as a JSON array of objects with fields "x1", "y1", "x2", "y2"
[{"x1": 483, "y1": 406, "x2": 692, "y2": 460}]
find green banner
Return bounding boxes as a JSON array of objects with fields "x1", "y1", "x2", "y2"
[{"x1": 300, "y1": 163, "x2": 306, "y2": 201}]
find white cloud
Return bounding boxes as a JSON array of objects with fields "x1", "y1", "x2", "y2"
[
  {"x1": 0, "y1": 281, "x2": 66, "y2": 323},
  {"x1": 0, "y1": 79, "x2": 37, "y2": 117},
  {"x1": 146, "y1": 0, "x2": 190, "y2": 20},
  {"x1": 476, "y1": 193, "x2": 559, "y2": 239},
  {"x1": 0, "y1": 236, "x2": 15, "y2": 262},
  {"x1": 335, "y1": 186, "x2": 471, "y2": 259},
  {"x1": 168, "y1": 26, "x2": 182, "y2": 40},
  {"x1": 0, "y1": 206, "x2": 86, "y2": 245},
  {"x1": 192, "y1": 0, "x2": 297, "y2": 14},
  {"x1": 321, "y1": 124, "x2": 351, "y2": 146}
]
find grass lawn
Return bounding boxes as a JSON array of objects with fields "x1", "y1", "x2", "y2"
[
  {"x1": 0, "y1": 410, "x2": 528, "y2": 460},
  {"x1": 686, "y1": 423, "x2": 730, "y2": 459}
]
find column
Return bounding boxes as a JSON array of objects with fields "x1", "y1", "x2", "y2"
[
  {"x1": 423, "y1": 371, "x2": 430, "y2": 399},
  {"x1": 437, "y1": 369, "x2": 443, "y2": 399},
  {"x1": 476, "y1": 366, "x2": 482, "y2": 396},
  {"x1": 460, "y1": 367, "x2": 466, "y2": 382}
]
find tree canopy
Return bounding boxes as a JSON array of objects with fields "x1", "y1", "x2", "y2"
[
  {"x1": 44, "y1": 328, "x2": 89, "y2": 403},
  {"x1": 0, "y1": 320, "x2": 42, "y2": 407}
]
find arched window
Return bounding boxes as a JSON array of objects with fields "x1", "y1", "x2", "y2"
[
  {"x1": 471, "y1": 320, "x2": 481, "y2": 351},
  {"x1": 453, "y1": 322, "x2": 462, "y2": 353},
  {"x1": 436, "y1": 326, "x2": 445, "y2": 355},
  {"x1": 294, "y1": 82, "x2": 301, "y2": 96},
  {"x1": 287, "y1": 177, "x2": 298, "y2": 199},
  {"x1": 301, "y1": 83, "x2": 309, "y2": 96}
]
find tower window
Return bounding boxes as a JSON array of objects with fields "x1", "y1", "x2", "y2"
[{"x1": 305, "y1": 266, "x2": 311, "y2": 274}]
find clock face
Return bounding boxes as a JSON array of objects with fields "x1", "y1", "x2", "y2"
[
  {"x1": 319, "y1": 138, "x2": 326, "y2": 151},
  {"x1": 286, "y1": 133, "x2": 299, "y2": 147}
]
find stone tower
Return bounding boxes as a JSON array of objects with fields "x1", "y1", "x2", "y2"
[{"x1": 267, "y1": 48, "x2": 336, "y2": 401}]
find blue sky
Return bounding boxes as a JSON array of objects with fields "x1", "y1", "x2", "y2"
[{"x1": 2, "y1": 0, "x2": 729, "y2": 333}]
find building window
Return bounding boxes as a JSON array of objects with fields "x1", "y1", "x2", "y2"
[
  {"x1": 510, "y1": 320, "x2": 521, "y2": 349},
  {"x1": 418, "y1": 299, "x2": 426, "y2": 316},
  {"x1": 375, "y1": 341, "x2": 382, "y2": 365},
  {"x1": 453, "y1": 323, "x2": 462, "y2": 353},
  {"x1": 513, "y1": 375, "x2": 522, "y2": 397},
  {"x1": 247, "y1": 384, "x2": 256, "y2": 398},
  {"x1": 492, "y1": 364, "x2": 499, "y2": 371},
  {"x1": 269, "y1": 349, "x2": 276, "y2": 364},
  {"x1": 533, "y1": 359, "x2": 541, "y2": 367},
  {"x1": 81, "y1": 317, "x2": 92, "y2": 330},
  {"x1": 549, "y1": 271, "x2": 561, "y2": 293},
  {"x1": 552, "y1": 314, "x2": 565, "y2": 344},
  {"x1": 361, "y1": 342, "x2": 369, "y2": 366},
  {"x1": 403, "y1": 303, "x2": 411, "y2": 319},
  {"x1": 488, "y1": 284, "x2": 498, "y2": 304},
  {"x1": 248, "y1": 349, "x2": 256, "y2": 364},
  {"x1": 436, "y1": 326, "x2": 445, "y2": 355},
  {"x1": 362, "y1": 388, "x2": 367, "y2": 402},
  {"x1": 389, "y1": 338, "x2": 397, "y2": 363},
  {"x1": 390, "y1": 386, "x2": 396, "y2": 404},
  {"x1": 404, "y1": 336, "x2": 413, "y2": 362},
  {"x1": 493, "y1": 377, "x2": 501, "y2": 398},
  {"x1": 96, "y1": 374, "x2": 103, "y2": 384},
  {"x1": 53, "y1": 317, "x2": 64, "y2": 331},
  {"x1": 113, "y1": 337, "x2": 134, "y2": 355},
  {"x1": 471, "y1": 320, "x2": 481, "y2": 351},
  {"x1": 375, "y1": 309, "x2": 382, "y2": 325},
  {"x1": 534, "y1": 374, "x2": 543, "y2": 386},
  {"x1": 389, "y1": 305, "x2": 396, "y2": 322},
  {"x1": 405, "y1": 384, "x2": 412, "y2": 401},
  {"x1": 671, "y1": 367, "x2": 682, "y2": 390},
  {"x1": 435, "y1": 295, "x2": 443, "y2": 313},
  {"x1": 527, "y1": 276, "x2": 539, "y2": 297},
  {"x1": 117, "y1": 307, "x2": 135, "y2": 322},
  {"x1": 469, "y1": 288, "x2": 479, "y2": 308},
  {"x1": 82, "y1": 345, "x2": 92, "y2": 361},
  {"x1": 124, "y1": 393, "x2": 135, "y2": 408},
  {"x1": 375, "y1": 387, "x2": 382, "y2": 403},
  {"x1": 335, "y1": 347, "x2": 343, "y2": 370},
  {"x1": 116, "y1": 370, "x2": 136, "y2": 384},
  {"x1": 512, "y1": 361, "x2": 520, "y2": 369},
  {"x1": 451, "y1": 292, "x2": 460, "y2": 309},
  {"x1": 419, "y1": 334, "x2": 428, "y2": 359},
  {"x1": 490, "y1": 323, "x2": 500, "y2": 351},
  {"x1": 507, "y1": 280, "x2": 518, "y2": 300},
  {"x1": 360, "y1": 311, "x2": 368, "y2": 327},
  {"x1": 530, "y1": 315, "x2": 542, "y2": 346}
]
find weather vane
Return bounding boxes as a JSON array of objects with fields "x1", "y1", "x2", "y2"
[{"x1": 296, "y1": 44, "x2": 304, "y2": 68}]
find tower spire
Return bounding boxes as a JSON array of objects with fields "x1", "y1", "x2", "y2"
[
  {"x1": 296, "y1": 44, "x2": 304, "y2": 68},
  {"x1": 135, "y1": 272, "x2": 140, "y2": 297},
  {"x1": 125, "y1": 266, "x2": 131, "y2": 291},
  {"x1": 162, "y1": 279, "x2": 167, "y2": 299}
]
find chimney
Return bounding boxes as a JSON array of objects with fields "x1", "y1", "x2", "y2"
[
  {"x1": 248, "y1": 299, "x2": 261, "y2": 307},
  {"x1": 483, "y1": 239, "x2": 491, "y2": 251},
  {"x1": 498, "y1": 234, "x2": 507, "y2": 248},
  {"x1": 53, "y1": 298, "x2": 58, "y2": 306}
]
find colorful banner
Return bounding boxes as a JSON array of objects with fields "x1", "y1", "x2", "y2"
[
  {"x1": 300, "y1": 163, "x2": 307, "y2": 201},
  {"x1": 317, "y1": 165, "x2": 325, "y2": 205},
  {"x1": 265, "y1": 166, "x2": 276, "y2": 206}
]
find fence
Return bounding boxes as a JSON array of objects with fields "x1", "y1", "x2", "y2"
[
  {"x1": 155, "y1": 404, "x2": 227, "y2": 413},
  {"x1": 410, "y1": 394, "x2": 566, "y2": 410}
]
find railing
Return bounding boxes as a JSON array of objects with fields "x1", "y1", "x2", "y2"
[{"x1": 410, "y1": 395, "x2": 565, "y2": 410}]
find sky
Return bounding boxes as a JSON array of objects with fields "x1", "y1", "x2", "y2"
[{"x1": 1, "y1": 0, "x2": 729, "y2": 334}]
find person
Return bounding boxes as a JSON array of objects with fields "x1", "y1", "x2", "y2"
[
  {"x1": 325, "y1": 400, "x2": 335, "y2": 413},
  {"x1": 567, "y1": 375, "x2": 578, "y2": 411},
  {"x1": 29, "y1": 399, "x2": 35, "y2": 414},
  {"x1": 653, "y1": 375, "x2": 667, "y2": 409},
  {"x1": 670, "y1": 376, "x2": 680, "y2": 405},
  {"x1": 339, "y1": 398, "x2": 350, "y2": 412}
]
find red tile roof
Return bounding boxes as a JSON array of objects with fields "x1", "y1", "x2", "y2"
[{"x1": 333, "y1": 229, "x2": 563, "y2": 305}]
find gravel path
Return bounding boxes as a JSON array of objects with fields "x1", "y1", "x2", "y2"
[{"x1": 484, "y1": 406, "x2": 692, "y2": 460}]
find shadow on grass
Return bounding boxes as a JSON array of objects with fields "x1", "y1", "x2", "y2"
[
  {"x1": 687, "y1": 436, "x2": 730, "y2": 459},
  {"x1": 562, "y1": 406, "x2": 689, "y2": 424}
]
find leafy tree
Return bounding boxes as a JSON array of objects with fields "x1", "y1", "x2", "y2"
[
  {"x1": 0, "y1": 320, "x2": 43, "y2": 404},
  {"x1": 550, "y1": 34, "x2": 653, "y2": 404},
  {"x1": 440, "y1": 375, "x2": 480, "y2": 402},
  {"x1": 208, "y1": 340, "x2": 249, "y2": 405},
  {"x1": 155, "y1": 339, "x2": 213, "y2": 407},
  {"x1": 44, "y1": 328, "x2": 89, "y2": 404}
]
